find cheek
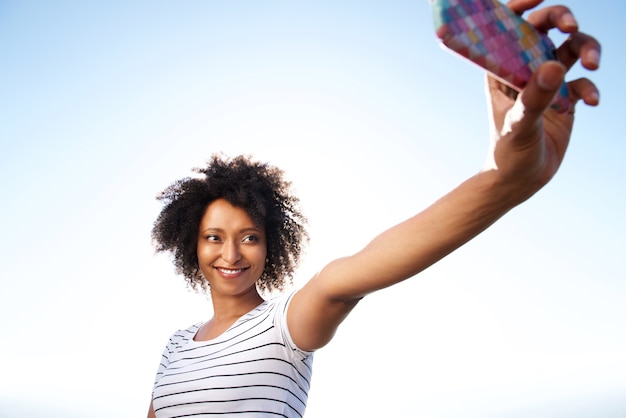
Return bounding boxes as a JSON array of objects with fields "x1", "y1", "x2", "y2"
[
  {"x1": 251, "y1": 247, "x2": 267, "y2": 265},
  {"x1": 196, "y1": 242, "x2": 214, "y2": 263},
  {"x1": 253, "y1": 247, "x2": 268, "y2": 270}
]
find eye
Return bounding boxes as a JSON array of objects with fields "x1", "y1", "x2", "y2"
[
  {"x1": 205, "y1": 234, "x2": 221, "y2": 242},
  {"x1": 242, "y1": 235, "x2": 259, "y2": 243}
]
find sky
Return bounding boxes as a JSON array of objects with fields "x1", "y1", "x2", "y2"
[{"x1": 1, "y1": 1, "x2": 625, "y2": 417}]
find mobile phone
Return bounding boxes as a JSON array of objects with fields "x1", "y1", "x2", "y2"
[{"x1": 430, "y1": 0, "x2": 570, "y2": 111}]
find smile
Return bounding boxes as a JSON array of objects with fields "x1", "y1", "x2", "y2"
[{"x1": 216, "y1": 267, "x2": 248, "y2": 275}]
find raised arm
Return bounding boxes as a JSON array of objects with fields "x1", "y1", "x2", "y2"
[{"x1": 287, "y1": 0, "x2": 601, "y2": 352}]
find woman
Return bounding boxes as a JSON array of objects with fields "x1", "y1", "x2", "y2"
[{"x1": 148, "y1": 1, "x2": 601, "y2": 416}]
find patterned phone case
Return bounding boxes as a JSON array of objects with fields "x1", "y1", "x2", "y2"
[{"x1": 430, "y1": 0, "x2": 570, "y2": 111}]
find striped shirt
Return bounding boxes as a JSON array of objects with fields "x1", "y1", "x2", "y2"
[{"x1": 152, "y1": 293, "x2": 314, "y2": 417}]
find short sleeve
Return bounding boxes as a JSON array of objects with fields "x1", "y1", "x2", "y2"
[
  {"x1": 273, "y1": 290, "x2": 314, "y2": 361},
  {"x1": 151, "y1": 325, "x2": 199, "y2": 392}
]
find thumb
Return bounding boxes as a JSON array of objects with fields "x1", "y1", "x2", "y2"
[
  {"x1": 520, "y1": 61, "x2": 568, "y2": 116},
  {"x1": 503, "y1": 61, "x2": 567, "y2": 140}
]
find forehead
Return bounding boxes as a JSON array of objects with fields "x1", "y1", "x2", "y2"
[{"x1": 200, "y1": 198, "x2": 259, "y2": 229}]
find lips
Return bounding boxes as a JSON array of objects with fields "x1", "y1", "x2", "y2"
[{"x1": 215, "y1": 267, "x2": 249, "y2": 278}]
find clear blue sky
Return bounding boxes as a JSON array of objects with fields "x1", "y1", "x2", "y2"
[{"x1": 1, "y1": 1, "x2": 624, "y2": 416}]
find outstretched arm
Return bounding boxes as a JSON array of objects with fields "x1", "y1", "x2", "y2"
[{"x1": 287, "y1": 0, "x2": 601, "y2": 352}]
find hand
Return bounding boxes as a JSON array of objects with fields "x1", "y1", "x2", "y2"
[{"x1": 484, "y1": 0, "x2": 601, "y2": 202}]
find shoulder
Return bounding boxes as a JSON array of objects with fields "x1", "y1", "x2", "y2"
[
  {"x1": 264, "y1": 290, "x2": 297, "y2": 320},
  {"x1": 269, "y1": 290, "x2": 314, "y2": 358},
  {"x1": 164, "y1": 322, "x2": 201, "y2": 351}
]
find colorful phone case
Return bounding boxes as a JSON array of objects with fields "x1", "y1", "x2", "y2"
[{"x1": 430, "y1": 0, "x2": 570, "y2": 111}]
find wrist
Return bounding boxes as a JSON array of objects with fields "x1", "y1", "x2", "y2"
[{"x1": 478, "y1": 167, "x2": 540, "y2": 210}]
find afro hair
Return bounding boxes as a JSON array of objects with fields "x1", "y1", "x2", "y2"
[{"x1": 151, "y1": 154, "x2": 308, "y2": 293}]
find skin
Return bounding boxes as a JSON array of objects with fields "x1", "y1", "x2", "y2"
[
  {"x1": 193, "y1": 199, "x2": 267, "y2": 340},
  {"x1": 148, "y1": 200, "x2": 268, "y2": 418},
  {"x1": 287, "y1": 0, "x2": 601, "y2": 352},
  {"x1": 148, "y1": 1, "x2": 601, "y2": 416}
]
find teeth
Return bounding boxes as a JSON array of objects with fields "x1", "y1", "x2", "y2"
[{"x1": 219, "y1": 268, "x2": 243, "y2": 274}]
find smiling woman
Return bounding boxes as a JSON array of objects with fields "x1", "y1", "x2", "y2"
[
  {"x1": 194, "y1": 199, "x2": 268, "y2": 322},
  {"x1": 145, "y1": 1, "x2": 604, "y2": 416},
  {"x1": 0, "y1": 0, "x2": 622, "y2": 416},
  {"x1": 149, "y1": 154, "x2": 312, "y2": 417},
  {"x1": 151, "y1": 154, "x2": 308, "y2": 294}
]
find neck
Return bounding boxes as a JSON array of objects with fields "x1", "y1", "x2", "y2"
[{"x1": 209, "y1": 289, "x2": 264, "y2": 322}]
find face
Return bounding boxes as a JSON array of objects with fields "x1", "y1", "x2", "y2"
[{"x1": 197, "y1": 198, "x2": 267, "y2": 299}]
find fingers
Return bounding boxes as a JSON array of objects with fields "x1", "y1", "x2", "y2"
[
  {"x1": 525, "y1": 5, "x2": 578, "y2": 34},
  {"x1": 557, "y1": 32, "x2": 602, "y2": 71},
  {"x1": 515, "y1": 4, "x2": 602, "y2": 73},
  {"x1": 515, "y1": 61, "x2": 599, "y2": 123},
  {"x1": 506, "y1": 1, "x2": 578, "y2": 35},
  {"x1": 567, "y1": 78, "x2": 600, "y2": 107},
  {"x1": 505, "y1": 1, "x2": 602, "y2": 110},
  {"x1": 506, "y1": 0, "x2": 544, "y2": 15}
]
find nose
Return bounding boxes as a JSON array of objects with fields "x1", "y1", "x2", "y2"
[{"x1": 221, "y1": 240, "x2": 242, "y2": 265}]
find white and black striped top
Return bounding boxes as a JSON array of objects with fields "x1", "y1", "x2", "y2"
[{"x1": 152, "y1": 293, "x2": 314, "y2": 417}]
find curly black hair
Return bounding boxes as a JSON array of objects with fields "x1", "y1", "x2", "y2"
[{"x1": 152, "y1": 154, "x2": 308, "y2": 293}]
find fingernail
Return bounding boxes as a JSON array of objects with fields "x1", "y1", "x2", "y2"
[
  {"x1": 587, "y1": 49, "x2": 601, "y2": 67},
  {"x1": 562, "y1": 13, "x2": 578, "y2": 29},
  {"x1": 537, "y1": 67, "x2": 561, "y2": 91}
]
